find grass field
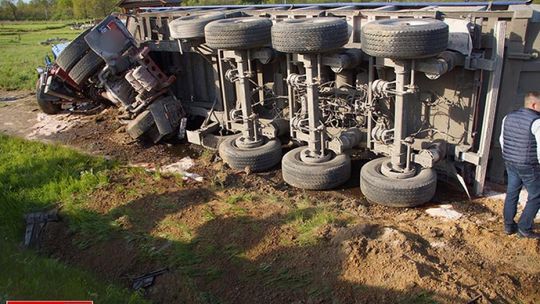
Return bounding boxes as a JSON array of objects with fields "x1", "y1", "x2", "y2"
[
  {"x1": 0, "y1": 134, "x2": 148, "y2": 303},
  {"x1": 0, "y1": 21, "x2": 83, "y2": 91},
  {"x1": 0, "y1": 133, "x2": 358, "y2": 303}
]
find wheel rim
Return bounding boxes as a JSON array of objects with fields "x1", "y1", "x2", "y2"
[
  {"x1": 234, "y1": 136, "x2": 264, "y2": 149},
  {"x1": 377, "y1": 19, "x2": 435, "y2": 27},
  {"x1": 220, "y1": 17, "x2": 265, "y2": 25},
  {"x1": 379, "y1": 159, "x2": 417, "y2": 179},
  {"x1": 299, "y1": 148, "x2": 332, "y2": 164}
]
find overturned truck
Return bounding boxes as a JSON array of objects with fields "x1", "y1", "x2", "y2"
[{"x1": 38, "y1": 1, "x2": 540, "y2": 207}]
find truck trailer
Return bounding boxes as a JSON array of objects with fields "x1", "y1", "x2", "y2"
[{"x1": 37, "y1": 1, "x2": 540, "y2": 207}]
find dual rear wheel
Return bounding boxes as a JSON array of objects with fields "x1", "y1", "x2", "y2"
[
  {"x1": 55, "y1": 29, "x2": 105, "y2": 86},
  {"x1": 218, "y1": 138, "x2": 437, "y2": 207}
]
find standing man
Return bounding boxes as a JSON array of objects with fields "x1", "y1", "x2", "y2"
[{"x1": 500, "y1": 91, "x2": 540, "y2": 239}]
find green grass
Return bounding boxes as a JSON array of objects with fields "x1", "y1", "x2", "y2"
[
  {"x1": 225, "y1": 193, "x2": 255, "y2": 205},
  {"x1": 0, "y1": 244, "x2": 147, "y2": 303},
  {"x1": 156, "y1": 216, "x2": 194, "y2": 241},
  {"x1": 286, "y1": 207, "x2": 336, "y2": 246},
  {"x1": 0, "y1": 21, "x2": 83, "y2": 91},
  {"x1": 0, "y1": 134, "x2": 147, "y2": 303}
]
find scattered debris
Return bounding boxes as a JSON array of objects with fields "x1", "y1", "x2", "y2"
[
  {"x1": 425, "y1": 204, "x2": 463, "y2": 220},
  {"x1": 429, "y1": 241, "x2": 446, "y2": 248},
  {"x1": 180, "y1": 171, "x2": 204, "y2": 182},
  {"x1": 24, "y1": 209, "x2": 59, "y2": 248},
  {"x1": 27, "y1": 113, "x2": 78, "y2": 139},
  {"x1": 70, "y1": 23, "x2": 94, "y2": 31},
  {"x1": 132, "y1": 268, "x2": 169, "y2": 290},
  {"x1": 0, "y1": 96, "x2": 19, "y2": 103},
  {"x1": 40, "y1": 37, "x2": 69, "y2": 45},
  {"x1": 160, "y1": 157, "x2": 195, "y2": 174},
  {"x1": 68, "y1": 102, "x2": 106, "y2": 115},
  {"x1": 0, "y1": 93, "x2": 32, "y2": 103},
  {"x1": 131, "y1": 156, "x2": 204, "y2": 182}
]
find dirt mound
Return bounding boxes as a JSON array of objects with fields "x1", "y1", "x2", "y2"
[
  {"x1": 334, "y1": 224, "x2": 464, "y2": 299},
  {"x1": 328, "y1": 221, "x2": 540, "y2": 303}
]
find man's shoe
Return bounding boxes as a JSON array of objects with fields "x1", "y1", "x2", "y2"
[
  {"x1": 504, "y1": 224, "x2": 518, "y2": 235},
  {"x1": 517, "y1": 229, "x2": 540, "y2": 240}
]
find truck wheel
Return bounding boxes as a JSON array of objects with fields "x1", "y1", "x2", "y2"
[
  {"x1": 35, "y1": 78, "x2": 62, "y2": 114},
  {"x1": 282, "y1": 147, "x2": 351, "y2": 190},
  {"x1": 360, "y1": 157, "x2": 437, "y2": 208},
  {"x1": 169, "y1": 12, "x2": 225, "y2": 39},
  {"x1": 205, "y1": 17, "x2": 272, "y2": 50},
  {"x1": 272, "y1": 17, "x2": 349, "y2": 53},
  {"x1": 68, "y1": 51, "x2": 104, "y2": 85},
  {"x1": 361, "y1": 18, "x2": 448, "y2": 60},
  {"x1": 56, "y1": 29, "x2": 91, "y2": 72},
  {"x1": 219, "y1": 136, "x2": 282, "y2": 172}
]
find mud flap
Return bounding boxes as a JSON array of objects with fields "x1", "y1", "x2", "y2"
[{"x1": 126, "y1": 96, "x2": 184, "y2": 143}]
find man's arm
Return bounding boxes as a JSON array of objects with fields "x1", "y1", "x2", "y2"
[{"x1": 532, "y1": 119, "x2": 540, "y2": 164}]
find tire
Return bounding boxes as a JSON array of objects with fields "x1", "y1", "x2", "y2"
[
  {"x1": 169, "y1": 12, "x2": 225, "y2": 39},
  {"x1": 272, "y1": 17, "x2": 349, "y2": 53},
  {"x1": 282, "y1": 147, "x2": 351, "y2": 190},
  {"x1": 35, "y1": 78, "x2": 62, "y2": 115},
  {"x1": 360, "y1": 18, "x2": 448, "y2": 59},
  {"x1": 68, "y1": 51, "x2": 104, "y2": 85},
  {"x1": 360, "y1": 157, "x2": 437, "y2": 208},
  {"x1": 205, "y1": 17, "x2": 272, "y2": 50},
  {"x1": 219, "y1": 136, "x2": 282, "y2": 172},
  {"x1": 56, "y1": 29, "x2": 91, "y2": 72}
]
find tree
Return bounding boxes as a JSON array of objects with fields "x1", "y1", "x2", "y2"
[
  {"x1": 90, "y1": 0, "x2": 117, "y2": 18},
  {"x1": 55, "y1": 0, "x2": 73, "y2": 19},
  {"x1": 0, "y1": 0, "x2": 18, "y2": 20},
  {"x1": 72, "y1": 0, "x2": 89, "y2": 18},
  {"x1": 36, "y1": 0, "x2": 56, "y2": 20}
]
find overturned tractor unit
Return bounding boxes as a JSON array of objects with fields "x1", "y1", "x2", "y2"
[{"x1": 38, "y1": 1, "x2": 540, "y2": 207}]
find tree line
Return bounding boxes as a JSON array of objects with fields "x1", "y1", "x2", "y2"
[
  {"x1": 2, "y1": 0, "x2": 540, "y2": 21},
  {"x1": 0, "y1": 0, "x2": 118, "y2": 20}
]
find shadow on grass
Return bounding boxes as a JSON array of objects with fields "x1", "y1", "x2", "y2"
[
  {"x1": 0, "y1": 135, "x2": 145, "y2": 303},
  {"x1": 0, "y1": 135, "x2": 462, "y2": 303},
  {"x1": 40, "y1": 187, "x2": 466, "y2": 304}
]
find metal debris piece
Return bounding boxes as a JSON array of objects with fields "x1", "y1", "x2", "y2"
[
  {"x1": 178, "y1": 117, "x2": 187, "y2": 140},
  {"x1": 132, "y1": 268, "x2": 169, "y2": 290},
  {"x1": 24, "y1": 209, "x2": 59, "y2": 248}
]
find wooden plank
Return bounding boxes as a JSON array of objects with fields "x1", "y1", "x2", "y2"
[{"x1": 473, "y1": 21, "x2": 507, "y2": 196}]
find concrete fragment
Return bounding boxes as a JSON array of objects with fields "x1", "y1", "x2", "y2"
[{"x1": 425, "y1": 204, "x2": 463, "y2": 220}]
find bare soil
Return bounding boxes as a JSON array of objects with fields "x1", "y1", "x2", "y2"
[{"x1": 2, "y1": 91, "x2": 539, "y2": 304}]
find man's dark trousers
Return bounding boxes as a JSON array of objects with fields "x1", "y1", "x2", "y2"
[{"x1": 504, "y1": 162, "x2": 540, "y2": 232}]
